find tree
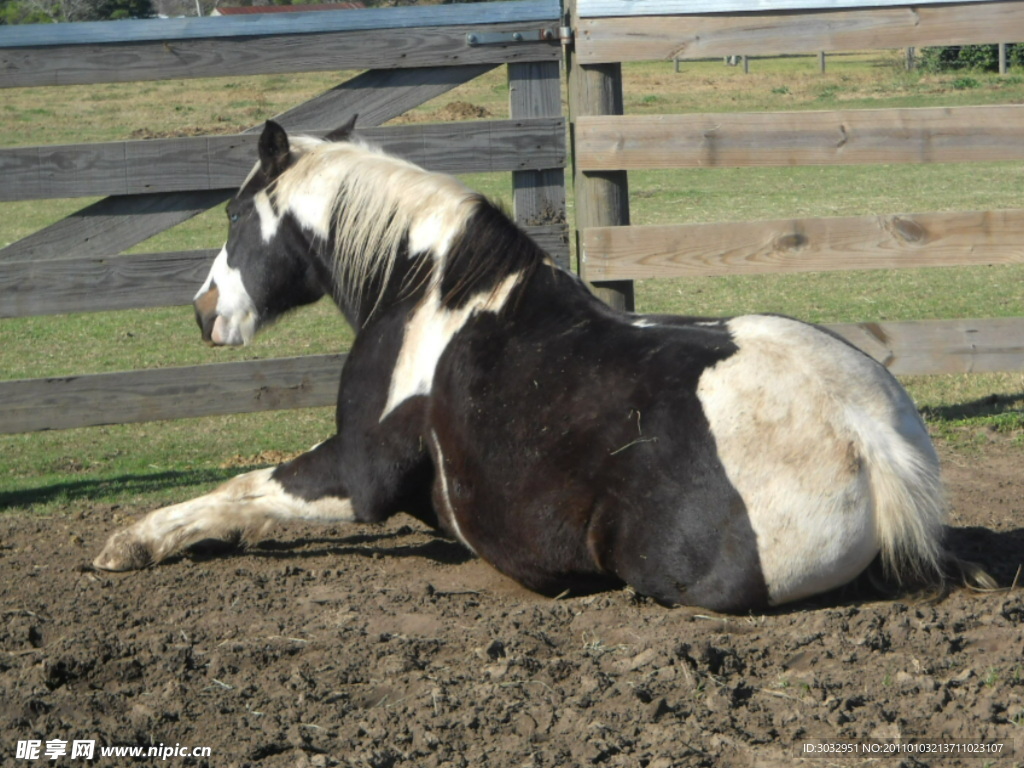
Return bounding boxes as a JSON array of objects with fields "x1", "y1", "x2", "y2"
[
  {"x1": 94, "y1": 0, "x2": 153, "y2": 18},
  {"x1": 920, "y1": 44, "x2": 1024, "y2": 73},
  {"x1": 0, "y1": 0, "x2": 52, "y2": 22},
  {"x1": 0, "y1": 0, "x2": 153, "y2": 22}
]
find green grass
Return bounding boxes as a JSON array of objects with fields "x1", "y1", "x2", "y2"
[
  {"x1": 2, "y1": 54, "x2": 1023, "y2": 515},
  {"x1": 1, "y1": 409, "x2": 338, "y2": 512}
]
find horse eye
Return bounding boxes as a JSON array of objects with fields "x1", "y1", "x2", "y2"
[{"x1": 228, "y1": 211, "x2": 240, "y2": 224}]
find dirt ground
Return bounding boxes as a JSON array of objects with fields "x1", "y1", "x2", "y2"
[{"x1": 1, "y1": 437, "x2": 1022, "y2": 768}]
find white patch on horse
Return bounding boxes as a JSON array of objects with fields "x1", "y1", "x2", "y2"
[
  {"x1": 271, "y1": 138, "x2": 477, "y2": 314},
  {"x1": 429, "y1": 429, "x2": 477, "y2": 555},
  {"x1": 282, "y1": 161, "x2": 347, "y2": 241},
  {"x1": 93, "y1": 468, "x2": 355, "y2": 571},
  {"x1": 197, "y1": 246, "x2": 258, "y2": 346},
  {"x1": 254, "y1": 191, "x2": 281, "y2": 242},
  {"x1": 408, "y1": 201, "x2": 472, "y2": 260},
  {"x1": 696, "y1": 314, "x2": 944, "y2": 605},
  {"x1": 380, "y1": 271, "x2": 523, "y2": 420}
]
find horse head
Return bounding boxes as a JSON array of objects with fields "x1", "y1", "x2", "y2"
[{"x1": 193, "y1": 118, "x2": 358, "y2": 346}]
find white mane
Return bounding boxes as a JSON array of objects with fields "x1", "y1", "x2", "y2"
[{"x1": 271, "y1": 135, "x2": 480, "y2": 317}]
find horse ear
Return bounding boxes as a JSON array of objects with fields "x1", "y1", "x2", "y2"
[
  {"x1": 258, "y1": 120, "x2": 291, "y2": 178},
  {"x1": 325, "y1": 114, "x2": 359, "y2": 143}
]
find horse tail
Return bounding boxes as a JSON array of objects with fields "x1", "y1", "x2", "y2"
[
  {"x1": 859, "y1": 416, "x2": 945, "y2": 588},
  {"x1": 854, "y1": 407, "x2": 998, "y2": 594}
]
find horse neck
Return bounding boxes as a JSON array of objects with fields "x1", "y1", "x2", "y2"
[
  {"x1": 434, "y1": 200, "x2": 548, "y2": 309},
  {"x1": 300, "y1": 154, "x2": 545, "y2": 327},
  {"x1": 291, "y1": 148, "x2": 479, "y2": 325}
]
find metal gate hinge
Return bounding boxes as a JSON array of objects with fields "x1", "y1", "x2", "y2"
[{"x1": 466, "y1": 28, "x2": 559, "y2": 46}]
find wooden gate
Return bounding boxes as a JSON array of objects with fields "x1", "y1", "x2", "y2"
[{"x1": 0, "y1": 0, "x2": 566, "y2": 433}]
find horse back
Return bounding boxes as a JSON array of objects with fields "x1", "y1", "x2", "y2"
[{"x1": 426, "y1": 268, "x2": 775, "y2": 608}]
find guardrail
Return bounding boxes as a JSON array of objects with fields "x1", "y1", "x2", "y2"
[{"x1": 566, "y1": 0, "x2": 1024, "y2": 374}]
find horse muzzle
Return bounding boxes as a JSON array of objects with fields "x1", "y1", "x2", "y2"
[
  {"x1": 194, "y1": 285, "x2": 254, "y2": 347},
  {"x1": 194, "y1": 284, "x2": 226, "y2": 346}
]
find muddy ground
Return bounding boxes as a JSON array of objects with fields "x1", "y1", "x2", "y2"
[{"x1": 1, "y1": 438, "x2": 1022, "y2": 768}]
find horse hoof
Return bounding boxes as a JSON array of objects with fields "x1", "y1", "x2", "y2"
[{"x1": 93, "y1": 530, "x2": 153, "y2": 571}]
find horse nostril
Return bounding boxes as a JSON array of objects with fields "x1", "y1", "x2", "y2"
[{"x1": 193, "y1": 284, "x2": 220, "y2": 344}]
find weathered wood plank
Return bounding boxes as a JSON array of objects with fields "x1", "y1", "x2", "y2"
[
  {"x1": 0, "y1": 0, "x2": 559, "y2": 47},
  {"x1": 0, "y1": 250, "x2": 216, "y2": 318},
  {"x1": 582, "y1": 209, "x2": 1024, "y2": 281},
  {"x1": 826, "y1": 318, "x2": 1024, "y2": 375},
  {"x1": 0, "y1": 355, "x2": 346, "y2": 434},
  {"x1": 0, "y1": 191, "x2": 226, "y2": 264},
  {"x1": 567, "y1": 0, "x2": 634, "y2": 309},
  {"x1": 278, "y1": 64, "x2": 497, "y2": 134},
  {"x1": 0, "y1": 65, "x2": 494, "y2": 263},
  {"x1": 576, "y1": 2, "x2": 1024, "y2": 64},
  {"x1": 575, "y1": 106, "x2": 1024, "y2": 171},
  {"x1": 509, "y1": 61, "x2": 569, "y2": 269},
  {"x1": 377, "y1": 119, "x2": 566, "y2": 174},
  {"x1": 0, "y1": 23, "x2": 559, "y2": 88},
  {"x1": 1, "y1": 118, "x2": 566, "y2": 202},
  {"x1": 579, "y1": 0, "x2": 1005, "y2": 19},
  {"x1": 0, "y1": 221, "x2": 565, "y2": 318}
]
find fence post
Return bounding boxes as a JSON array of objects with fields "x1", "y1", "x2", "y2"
[
  {"x1": 509, "y1": 61, "x2": 570, "y2": 270},
  {"x1": 565, "y1": 0, "x2": 634, "y2": 312}
]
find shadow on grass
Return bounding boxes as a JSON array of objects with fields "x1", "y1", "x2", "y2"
[
  {"x1": 921, "y1": 391, "x2": 1024, "y2": 423},
  {"x1": 0, "y1": 466, "x2": 259, "y2": 512}
]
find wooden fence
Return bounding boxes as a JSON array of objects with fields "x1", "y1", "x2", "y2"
[
  {"x1": 3, "y1": 0, "x2": 1024, "y2": 435},
  {"x1": 0, "y1": 0, "x2": 566, "y2": 433},
  {"x1": 569, "y1": 0, "x2": 1024, "y2": 375}
]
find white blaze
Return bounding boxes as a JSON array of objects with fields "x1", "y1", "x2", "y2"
[{"x1": 196, "y1": 246, "x2": 258, "y2": 347}]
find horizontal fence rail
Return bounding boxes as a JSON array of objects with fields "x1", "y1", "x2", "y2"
[
  {"x1": 0, "y1": 0, "x2": 559, "y2": 47},
  {"x1": 576, "y1": 0, "x2": 1002, "y2": 17},
  {"x1": 1, "y1": 23, "x2": 561, "y2": 88},
  {"x1": 0, "y1": 250, "x2": 216, "y2": 318},
  {"x1": 0, "y1": 0, "x2": 561, "y2": 87},
  {"x1": 575, "y1": 106, "x2": 1024, "y2": 171},
  {"x1": 575, "y1": 0, "x2": 1024, "y2": 64},
  {"x1": 0, "y1": 355, "x2": 347, "y2": 434},
  {"x1": 582, "y1": 210, "x2": 1024, "y2": 281},
  {"x1": 0, "y1": 119, "x2": 566, "y2": 202},
  {"x1": 828, "y1": 318, "x2": 1024, "y2": 376}
]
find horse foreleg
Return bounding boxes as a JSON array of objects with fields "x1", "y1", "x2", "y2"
[{"x1": 92, "y1": 465, "x2": 354, "y2": 571}]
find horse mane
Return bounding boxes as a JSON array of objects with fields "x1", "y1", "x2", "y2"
[
  {"x1": 271, "y1": 134, "x2": 491, "y2": 320},
  {"x1": 439, "y1": 196, "x2": 547, "y2": 310}
]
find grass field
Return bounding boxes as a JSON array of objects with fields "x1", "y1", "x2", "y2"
[{"x1": 2, "y1": 53, "x2": 1023, "y2": 514}]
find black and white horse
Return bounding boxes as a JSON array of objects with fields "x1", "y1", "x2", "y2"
[{"x1": 95, "y1": 119, "x2": 977, "y2": 611}]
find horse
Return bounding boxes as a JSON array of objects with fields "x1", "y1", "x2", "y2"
[{"x1": 93, "y1": 118, "x2": 985, "y2": 612}]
